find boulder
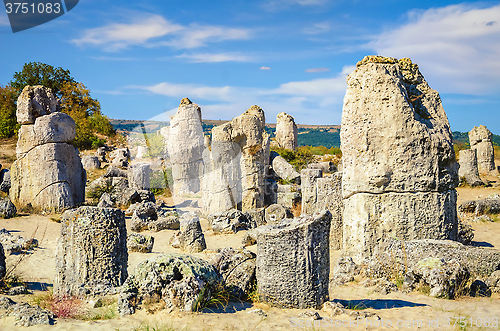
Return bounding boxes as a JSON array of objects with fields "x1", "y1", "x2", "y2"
[
  {"x1": 118, "y1": 253, "x2": 222, "y2": 315},
  {"x1": 271, "y1": 153, "x2": 300, "y2": 183},
  {"x1": 130, "y1": 202, "x2": 158, "y2": 232},
  {"x1": 127, "y1": 233, "x2": 154, "y2": 253},
  {"x1": 469, "y1": 125, "x2": 497, "y2": 174},
  {"x1": 173, "y1": 214, "x2": 206, "y2": 253},
  {"x1": 0, "y1": 198, "x2": 16, "y2": 219},
  {"x1": 150, "y1": 216, "x2": 180, "y2": 231},
  {"x1": 211, "y1": 247, "x2": 256, "y2": 299},
  {"x1": 128, "y1": 163, "x2": 151, "y2": 190},
  {"x1": 6, "y1": 302, "x2": 55, "y2": 327},
  {"x1": 81, "y1": 156, "x2": 101, "y2": 170},
  {"x1": 275, "y1": 112, "x2": 298, "y2": 150},
  {"x1": 264, "y1": 204, "x2": 292, "y2": 224},
  {"x1": 458, "y1": 197, "x2": 500, "y2": 217},
  {"x1": 16, "y1": 85, "x2": 59, "y2": 125},
  {"x1": 276, "y1": 184, "x2": 301, "y2": 210},
  {"x1": 103, "y1": 166, "x2": 127, "y2": 178},
  {"x1": 0, "y1": 228, "x2": 38, "y2": 255},
  {"x1": 97, "y1": 193, "x2": 113, "y2": 208},
  {"x1": 341, "y1": 56, "x2": 459, "y2": 262},
  {"x1": 458, "y1": 149, "x2": 483, "y2": 187},
  {"x1": 243, "y1": 207, "x2": 266, "y2": 228},
  {"x1": 208, "y1": 209, "x2": 249, "y2": 234},
  {"x1": 256, "y1": 211, "x2": 331, "y2": 309},
  {"x1": 0, "y1": 169, "x2": 11, "y2": 193},
  {"x1": 168, "y1": 98, "x2": 204, "y2": 195},
  {"x1": 54, "y1": 207, "x2": 128, "y2": 296},
  {"x1": 96, "y1": 146, "x2": 107, "y2": 162}
]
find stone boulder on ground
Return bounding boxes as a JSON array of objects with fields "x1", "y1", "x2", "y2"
[
  {"x1": 208, "y1": 209, "x2": 249, "y2": 234},
  {"x1": 264, "y1": 204, "x2": 292, "y2": 224},
  {"x1": 0, "y1": 228, "x2": 38, "y2": 255},
  {"x1": 256, "y1": 211, "x2": 331, "y2": 309},
  {"x1": 0, "y1": 198, "x2": 16, "y2": 219},
  {"x1": 54, "y1": 207, "x2": 128, "y2": 296},
  {"x1": 81, "y1": 156, "x2": 101, "y2": 170},
  {"x1": 128, "y1": 163, "x2": 151, "y2": 190},
  {"x1": 118, "y1": 253, "x2": 223, "y2": 315},
  {"x1": 130, "y1": 201, "x2": 158, "y2": 232},
  {"x1": 341, "y1": 56, "x2": 459, "y2": 262},
  {"x1": 271, "y1": 153, "x2": 300, "y2": 183},
  {"x1": 211, "y1": 247, "x2": 256, "y2": 299},
  {"x1": 0, "y1": 169, "x2": 11, "y2": 193},
  {"x1": 127, "y1": 233, "x2": 154, "y2": 253},
  {"x1": 169, "y1": 213, "x2": 206, "y2": 253}
]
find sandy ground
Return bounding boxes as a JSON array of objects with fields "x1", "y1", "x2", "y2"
[{"x1": 0, "y1": 178, "x2": 499, "y2": 330}]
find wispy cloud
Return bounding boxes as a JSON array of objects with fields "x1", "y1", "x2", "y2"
[
  {"x1": 367, "y1": 4, "x2": 500, "y2": 95},
  {"x1": 125, "y1": 65, "x2": 352, "y2": 124},
  {"x1": 305, "y1": 67, "x2": 330, "y2": 73},
  {"x1": 175, "y1": 52, "x2": 253, "y2": 63},
  {"x1": 90, "y1": 56, "x2": 141, "y2": 61},
  {"x1": 260, "y1": 66, "x2": 271, "y2": 70},
  {"x1": 0, "y1": 12, "x2": 9, "y2": 26},
  {"x1": 303, "y1": 22, "x2": 330, "y2": 35},
  {"x1": 72, "y1": 14, "x2": 250, "y2": 51}
]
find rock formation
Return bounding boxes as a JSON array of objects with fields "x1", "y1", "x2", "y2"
[
  {"x1": 256, "y1": 211, "x2": 331, "y2": 309},
  {"x1": 81, "y1": 156, "x2": 100, "y2": 170},
  {"x1": 469, "y1": 125, "x2": 497, "y2": 174},
  {"x1": 127, "y1": 162, "x2": 151, "y2": 190},
  {"x1": 169, "y1": 213, "x2": 206, "y2": 253},
  {"x1": 168, "y1": 98, "x2": 204, "y2": 195},
  {"x1": 203, "y1": 106, "x2": 268, "y2": 213},
  {"x1": 271, "y1": 152, "x2": 300, "y2": 183},
  {"x1": 341, "y1": 56, "x2": 459, "y2": 262},
  {"x1": 275, "y1": 112, "x2": 298, "y2": 150},
  {"x1": 458, "y1": 149, "x2": 483, "y2": 187},
  {"x1": 10, "y1": 86, "x2": 86, "y2": 212},
  {"x1": 54, "y1": 207, "x2": 128, "y2": 296}
]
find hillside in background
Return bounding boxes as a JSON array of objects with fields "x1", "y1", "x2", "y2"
[{"x1": 110, "y1": 119, "x2": 498, "y2": 149}]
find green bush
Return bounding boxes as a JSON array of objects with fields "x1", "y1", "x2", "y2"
[{"x1": 150, "y1": 168, "x2": 173, "y2": 197}]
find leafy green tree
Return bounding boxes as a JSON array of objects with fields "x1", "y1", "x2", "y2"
[
  {"x1": 10, "y1": 62, "x2": 75, "y2": 99},
  {"x1": 0, "y1": 85, "x2": 19, "y2": 138}
]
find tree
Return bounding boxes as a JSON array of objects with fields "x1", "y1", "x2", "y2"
[
  {"x1": 59, "y1": 81, "x2": 115, "y2": 149},
  {"x1": 0, "y1": 85, "x2": 18, "y2": 138},
  {"x1": 10, "y1": 62, "x2": 75, "y2": 99}
]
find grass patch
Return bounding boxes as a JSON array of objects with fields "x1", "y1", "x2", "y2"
[{"x1": 194, "y1": 284, "x2": 230, "y2": 312}]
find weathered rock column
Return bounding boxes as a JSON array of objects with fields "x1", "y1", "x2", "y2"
[
  {"x1": 275, "y1": 112, "x2": 298, "y2": 150},
  {"x1": 128, "y1": 162, "x2": 151, "y2": 190},
  {"x1": 300, "y1": 169, "x2": 322, "y2": 215},
  {"x1": 256, "y1": 211, "x2": 331, "y2": 309},
  {"x1": 168, "y1": 98, "x2": 204, "y2": 195},
  {"x1": 469, "y1": 125, "x2": 497, "y2": 175},
  {"x1": 341, "y1": 56, "x2": 459, "y2": 263},
  {"x1": 54, "y1": 207, "x2": 128, "y2": 296},
  {"x1": 458, "y1": 149, "x2": 483, "y2": 187},
  {"x1": 203, "y1": 106, "x2": 268, "y2": 213},
  {"x1": 10, "y1": 86, "x2": 86, "y2": 212}
]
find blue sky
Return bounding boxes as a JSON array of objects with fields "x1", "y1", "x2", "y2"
[{"x1": 1, "y1": 0, "x2": 499, "y2": 134}]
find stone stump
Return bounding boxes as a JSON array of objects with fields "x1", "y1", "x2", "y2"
[
  {"x1": 128, "y1": 163, "x2": 151, "y2": 190},
  {"x1": 458, "y1": 149, "x2": 483, "y2": 187},
  {"x1": 54, "y1": 207, "x2": 128, "y2": 296},
  {"x1": 256, "y1": 211, "x2": 331, "y2": 309}
]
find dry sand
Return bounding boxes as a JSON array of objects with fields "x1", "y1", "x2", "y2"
[{"x1": 0, "y1": 186, "x2": 500, "y2": 330}]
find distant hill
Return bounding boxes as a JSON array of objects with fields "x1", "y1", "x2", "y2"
[{"x1": 110, "y1": 119, "x2": 498, "y2": 149}]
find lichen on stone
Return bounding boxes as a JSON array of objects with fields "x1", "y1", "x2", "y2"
[{"x1": 356, "y1": 55, "x2": 397, "y2": 67}]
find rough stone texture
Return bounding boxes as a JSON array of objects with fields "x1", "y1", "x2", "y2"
[
  {"x1": 16, "y1": 85, "x2": 59, "y2": 125},
  {"x1": 244, "y1": 207, "x2": 266, "y2": 228},
  {"x1": 0, "y1": 169, "x2": 11, "y2": 193},
  {"x1": 485, "y1": 270, "x2": 500, "y2": 293},
  {"x1": 208, "y1": 209, "x2": 249, "y2": 234},
  {"x1": 110, "y1": 148, "x2": 129, "y2": 169},
  {"x1": 171, "y1": 213, "x2": 206, "y2": 253},
  {"x1": 118, "y1": 253, "x2": 222, "y2": 315},
  {"x1": 469, "y1": 125, "x2": 497, "y2": 174},
  {"x1": 275, "y1": 112, "x2": 298, "y2": 150},
  {"x1": 458, "y1": 149, "x2": 484, "y2": 187},
  {"x1": 264, "y1": 204, "x2": 292, "y2": 224},
  {"x1": 0, "y1": 228, "x2": 38, "y2": 255},
  {"x1": 308, "y1": 162, "x2": 337, "y2": 174},
  {"x1": 203, "y1": 105, "x2": 267, "y2": 214},
  {"x1": 54, "y1": 207, "x2": 128, "y2": 296},
  {"x1": 6, "y1": 302, "x2": 55, "y2": 327},
  {"x1": 0, "y1": 243, "x2": 5, "y2": 279},
  {"x1": 168, "y1": 98, "x2": 204, "y2": 195},
  {"x1": 300, "y1": 169, "x2": 322, "y2": 215},
  {"x1": 457, "y1": 219, "x2": 474, "y2": 245},
  {"x1": 264, "y1": 178, "x2": 278, "y2": 206},
  {"x1": 10, "y1": 106, "x2": 86, "y2": 212},
  {"x1": 277, "y1": 184, "x2": 301, "y2": 210},
  {"x1": 150, "y1": 216, "x2": 180, "y2": 231},
  {"x1": 368, "y1": 238, "x2": 500, "y2": 278},
  {"x1": 97, "y1": 192, "x2": 113, "y2": 208},
  {"x1": 271, "y1": 153, "x2": 300, "y2": 183},
  {"x1": 0, "y1": 197, "x2": 16, "y2": 219},
  {"x1": 211, "y1": 247, "x2": 256, "y2": 299},
  {"x1": 256, "y1": 211, "x2": 331, "y2": 309},
  {"x1": 130, "y1": 202, "x2": 158, "y2": 232},
  {"x1": 330, "y1": 257, "x2": 359, "y2": 286},
  {"x1": 458, "y1": 197, "x2": 500, "y2": 219},
  {"x1": 341, "y1": 56, "x2": 459, "y2": 262},
  {"x1": 81, "y1": 156, "x2": 101, "y2": 171},
  {"x1": 96, "y1": 146, "x2": 107, "y2": 162},
  {"x1": 127, "y1": 233, "x2": 154, "y2": 253},
  {"x1": 128, "y1": 162, "x2": 151, "y2": 190}
]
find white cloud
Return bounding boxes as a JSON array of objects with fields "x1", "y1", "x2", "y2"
[
  {"x1": 260, "y1": 66, "x2": 271, "y2": 70},
  {"x1": 303, "y1": 22, "x2": 330, "y2": 35},
  {"x1": 176, "y1": 52, "x2": 253, "y2": 63},
  {"x1": 126, "y1": 65, "x2": 351, "y2": 124},
  {"x1": 72, "y1": 14, "x2": 250, "y2": 51},
  {"x1": 0, "y1": 12, "x2": 9, "y2": 26},
  {"x1": 305, "y1": 67, "x2": 330, "y2": 73},
  {"x1": 367, "y1": 4, "x2": 500, "y2": 95}
]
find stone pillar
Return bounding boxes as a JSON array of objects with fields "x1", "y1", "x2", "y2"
[
  {"x1": 275, "y1": 112, "x2": 298, "y2": 150},
  {"x1": 128, "y1": 162, "x2": 151, "y2": 190},
  {"x1": 54, "y1": 207, "x2": 128, "y2": 296},
  {"x1": 469, "y1": 125, "x2": 497, "y2": 175},
  {"x1": 458, "y1": 149, "x2": 483, "y2": 187},
  {"x1": 341, "y1": 56, "x2": 459, "y2": 263},
  {"x1": 256, "y1": 211, "x2": 331, "y2": 309},
  {"x1": 300, "y1": 169, "x2": 322, "y2": 215}
]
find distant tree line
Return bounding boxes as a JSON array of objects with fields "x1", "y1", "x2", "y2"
[{"x1": 0, "y1": 62, "x2": 115, "y2": 149}]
